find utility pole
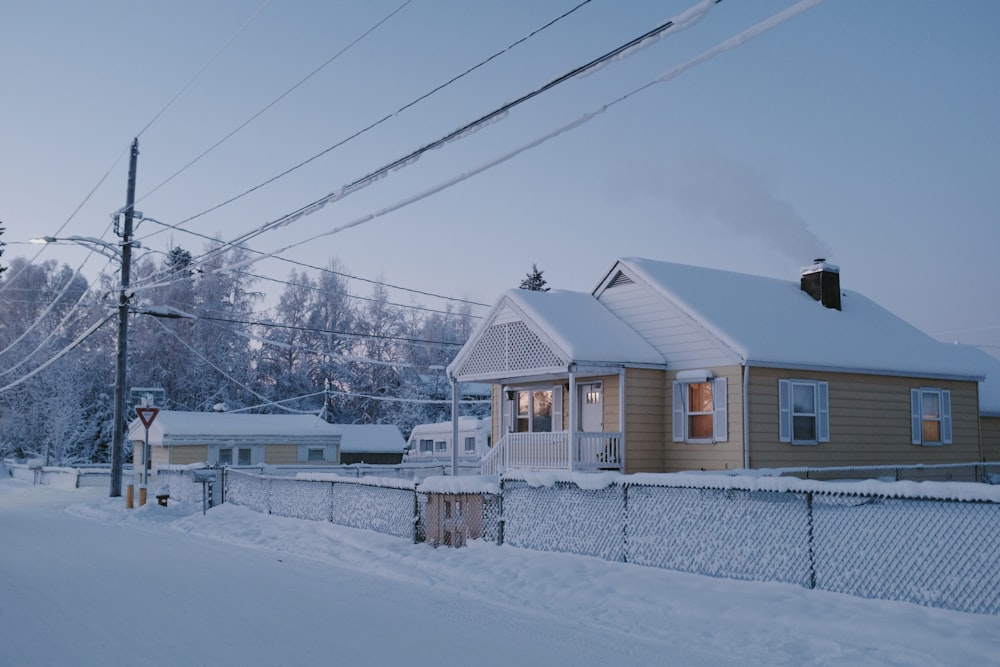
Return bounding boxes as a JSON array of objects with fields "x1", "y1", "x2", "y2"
[{"x1": 110, "y1": 138, "x2": 138, "y2": 497}]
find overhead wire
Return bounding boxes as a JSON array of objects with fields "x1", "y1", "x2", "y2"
[
  {"x1": 169, "y1": 0, "x2": 722, "y2": 275},
  {"x1": 133, "y1": 215, "x2": 488, "y2": 310},
  {"x1": 0, "y1": 251, "x2": 116, "y2": 363},
  {"x1": 134, "y1": 0, "x2": 272, "y2": 140},
  {"x1": 144, "y1": 0, "x2": 596, "y2": 235},
  {"x1": 133, "y1": 0, "x2": 414, "y2": 208},
  {"x1": 146, "y1": 0, "x2": 821, "y2": 293},
  {"x1": 0, "y1": 313, "x2": 116, "y2": 395},
  {"x1": 1, "y1": 1, "x2": 269, "y2": 294},
  {"x1": 194, "y1": 313, "x2": 465, "y2": 348}
]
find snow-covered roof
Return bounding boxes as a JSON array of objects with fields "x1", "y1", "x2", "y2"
[
  {"x1": 500, "y1": 288, "x2": 665, "y2": 366},
  {"x1": 612, "y1": 258, "x2": 986, "y2": 380},
  {"x1": 128, "y1": 410, "x2": 341, "y2": 446},
  {"x1": 335, "y1": 424, "x2": 406, "y2": 453}
]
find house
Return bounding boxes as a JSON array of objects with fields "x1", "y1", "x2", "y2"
[
  {"x1": 447, "y1": 258, "x2": 988, "y2": 475},
  {"x1": 403, "y1": 417, "x2": 492, "y2": 463},
  {"x1": 128, "y1": 411, "x2": 342, "y2": 471},
  {"x1": 337, "y1": 424, "x2": 407, "y2": 464}
]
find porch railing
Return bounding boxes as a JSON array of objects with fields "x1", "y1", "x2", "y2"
[{"x1": 480, "y1": 431, "x2": 622, "y2": 476}]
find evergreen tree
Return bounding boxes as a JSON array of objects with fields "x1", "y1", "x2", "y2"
[{"x1": 519, "y1": 263, "x2": 549, "y2": 291}]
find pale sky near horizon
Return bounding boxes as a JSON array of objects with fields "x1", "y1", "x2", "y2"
[{"x1": 2, "y1": 1, "x2": 998, "y2": 355}]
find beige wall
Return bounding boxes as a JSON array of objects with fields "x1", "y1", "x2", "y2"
[
  {"x1": 982, "y1": 415, "x2": 1000, "y2": 462},
  {"x1": 265, "y1": 444, "x2": 298, "y2": 464},
  {"x1": 168, "y1": 445, "x2": 209, "y2": 466},
  {"x1": 747, "y1": 367, "x2": 981, "y2": 469},
  {"x1": 662, "y1": 365, "x2": 745, "y2": 473}
]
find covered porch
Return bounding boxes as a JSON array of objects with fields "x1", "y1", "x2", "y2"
[{"x1": 445, "y1": 289, "x2": 666, "y2": 476}]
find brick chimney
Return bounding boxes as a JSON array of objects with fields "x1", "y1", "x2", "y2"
[{"x1": 800, "y1": 259, "x2": 841, "y2": 310}]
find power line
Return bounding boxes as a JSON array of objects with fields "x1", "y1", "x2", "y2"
[
  {"x1": 174, "y1": 0, "x2": 820, "y2": 285},
  {"x1": 133, "y1": 0, "x2": 414, "y2": 207},
  {"x1": 194, "y1": 313, "x2": 465, "y2": 348},
  {"x1": 232, "y1": 269, "x2": 485, "y2": 318},
  {"x1": 2, "y1": 3, "x2": 269, "y2": 293},
  {"x1": 0, "y1": 313, "x2": 115, "y2": 395},
  {"x1": 132, "y1": 215, "x2": 489, "y2": 310},
  {"x1": 183, "y1": 0, "x2": 722, "y2": 270},
  {"x1": 153, "y1": 0, "x2": 596, "y2": 233}
]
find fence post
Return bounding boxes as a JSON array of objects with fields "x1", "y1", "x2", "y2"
[
  {"x1": 497, "y1": 477, "x2": 505, "y2": 546},
  {"x1": 621, "y1": 480, "x2": 629, "y2": 563},
  {"x1": 413, "y1": 488, "x2": 420, "y2": 544},
  {"x1": 806, "y1": 492, "x2": 817, "y2": 589}
]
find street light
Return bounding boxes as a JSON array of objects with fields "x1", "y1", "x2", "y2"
[
  {"x1": 28, "y1": 235, "x2": 138, "y2": 261},
  {"x1": 30, "y1": 231, "x2": 140, "y2": 497}
]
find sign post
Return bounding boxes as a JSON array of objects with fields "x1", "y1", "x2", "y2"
[{"x1": 135, "y1": 406, "x2": 159, "y2": 506}]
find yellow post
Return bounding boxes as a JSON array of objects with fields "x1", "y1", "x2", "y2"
[
  {"x1": 126, "y1": 484, "x2": 134, "y2": 509},
  {"x1": 138, "y1": 486, "x2": 147, "y2": 507}
]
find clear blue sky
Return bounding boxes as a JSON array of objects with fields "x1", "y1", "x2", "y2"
[{"x1": 2, "y1": 0, "x2": 998, "y2": 354}]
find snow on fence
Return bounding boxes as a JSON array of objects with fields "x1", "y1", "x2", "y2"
[
  {"x1": 224, "y1": 468, "x2": 421, "y2": 540},
  {"x1": 500, "y1": 472, "x2": 1000, "y2": 616},
  {"x1": 4, "y1": 461, "x2": 115, "y2": 489}
]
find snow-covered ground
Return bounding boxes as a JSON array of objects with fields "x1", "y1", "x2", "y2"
[{"x1": 1, "y1": 477, "x2": 997, "y2": 666}]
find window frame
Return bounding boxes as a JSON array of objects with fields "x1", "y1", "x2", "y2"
[
  {"x1": 778, "y1": 379, "x2": 830, "y2": 445},
  {"x1": 419, "y1": 439, "x2": 434, "y2": 454},
  {"x1": 463, "y1": 436, "x2": 476, "y2": 454},
  {"x1": 672, "y1": 375, "x2": 727, "y2": 444},
  {"x1": 911, "y1": 388, "x2": 952, "y2": 446}
]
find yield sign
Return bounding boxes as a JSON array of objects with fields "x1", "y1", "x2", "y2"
[{"x1": 136, "y1": 407, "x2": 160, "y2": 429}]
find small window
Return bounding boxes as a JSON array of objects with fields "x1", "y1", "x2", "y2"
[
  {"x1": 779, "y1": 379, "x2": 830, "y2": 445},
  {"x1": 673, "y1": 377, "x2": 727, "y2": 443},
  {"x1": 307, "y1": 448, "x2": 325, "y2": 462},
  {"x1": 237, "y1": 448, "x2": 252, "y2": 466},
  {"x1": 218, "y1": 448, "x2": 233, "y2": 465},
  {"x1": 434, "y1": 440, "x2": 447, "y2": 452},
  {"x1": 419, "y1": 439, "x2": 433, "y2": 454},
  {"x1": 464, "y1": 436, "x2": 476, "y2": 454},
  {"x1": 911, "y1": 388, "x2": 952, "y2": 445}
]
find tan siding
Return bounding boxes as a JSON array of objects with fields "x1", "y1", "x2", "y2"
[
  {"x1": 265, "y1": 444, "x2": 298, "y2": 464},
  {"x1": 982, "y1": 416, "x2": 1000, "y2": 462},
  {"x1": 663, "y1": 365, "x2": 745, "y2": 473},
  {"x1": 168, "y1": 445, "x2": 209, "y2": 465},
  {"x1": 747, "y1": 368, "x2": 981, "y2": 469},
  {"x1": 601, "y1": 374, "x2": 621, "y2": 431},
  {"x1": 623, "y1": 368, "x2": 665, "y2": 473}
]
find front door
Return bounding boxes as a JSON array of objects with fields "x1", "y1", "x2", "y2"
[{"x1": 579, "y1": 382, "x2": 603, "y2": 432}]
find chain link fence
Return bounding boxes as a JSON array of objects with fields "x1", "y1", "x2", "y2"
[
  {"x1": 153, "y1": 464, "x2": 1000, "y2": 615},
  {"x1": 498, "y1": 474, "x2": 1000, "y2": 615}
]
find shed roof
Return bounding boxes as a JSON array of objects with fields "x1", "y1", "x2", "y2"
[{"x1": 336, "y1": 424, "x2": 406, "y2": 453}]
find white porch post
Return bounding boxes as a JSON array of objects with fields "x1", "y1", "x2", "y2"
[
  {"x1": 450, "y1": 375, "x2": 459, "y2": 476},
  {"x1": 568, "y1": 366, "x2": 576, "y2": 472},
  {"x1": 619, "y1": 367, "x2": 626, "y2": 472}
]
